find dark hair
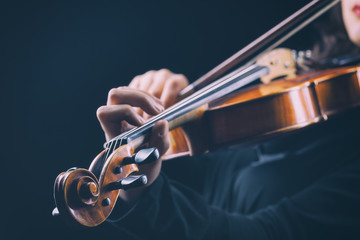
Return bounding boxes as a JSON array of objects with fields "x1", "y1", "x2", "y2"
[{"x1": 311, "y1": 4, "x2": 360, "y2": 62}]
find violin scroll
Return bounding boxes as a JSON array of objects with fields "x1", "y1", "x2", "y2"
[{"x1": 53, "y1": 146, "x2": 160, "y2": 227}]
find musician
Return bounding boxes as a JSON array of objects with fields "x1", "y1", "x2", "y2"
[{"x1": 96, "y1": 1, "x2": 360, "y2": 239}]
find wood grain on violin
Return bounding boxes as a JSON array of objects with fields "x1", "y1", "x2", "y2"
[{"x1": 200, "y1": 66, "x2": 360, "y2": 150}]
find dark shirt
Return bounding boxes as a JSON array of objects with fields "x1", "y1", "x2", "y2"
[{"x1": 107, "y1": 108, "x2": 360, "y2": 240}]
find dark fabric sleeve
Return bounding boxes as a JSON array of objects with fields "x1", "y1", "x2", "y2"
[
  {"x1": 107, "y1": 172, "x2": 231, "y2": 240},
  {"x1": 107, "y1": 159, "x2": 360, "y2": 240},
  {"x1": 231, "y1": 158, "x2": 360, "y2": 240},
  {"x1": 161, "y1": 147, "x2": 257, "y2": 195}
]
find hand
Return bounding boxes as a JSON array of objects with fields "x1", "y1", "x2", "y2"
[
  {"x1": 96, "y1": 69, "x2": 188, "y2": 202},
  {"x1": 97, "y1": 69, "x2": 188, "y2": 153}
]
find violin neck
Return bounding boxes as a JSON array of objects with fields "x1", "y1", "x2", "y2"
[{"x1": 105, "y1": 64, "x2": 269, "y2": 151}]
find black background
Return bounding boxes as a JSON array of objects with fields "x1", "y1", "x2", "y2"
[{"x1": 2, "y1": 0, "x2": 315, "y2": 239}]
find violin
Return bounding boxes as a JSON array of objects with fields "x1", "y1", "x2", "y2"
[{"x1": 53, "y1": 0, "x2": 360, "y2": 227}]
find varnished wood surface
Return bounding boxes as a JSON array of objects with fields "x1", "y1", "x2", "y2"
[
  {"x1": 200, "y1": 66, "x2": 360, "y2": 150},
  {"x1": 54, "y1": 145, "x2": 139, "y2": 227}
]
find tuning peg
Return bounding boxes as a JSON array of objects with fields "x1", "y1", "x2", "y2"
[
  {"x1": 52, "y1": 207, "x2": 60, "y2": 217},
  {"x1": 107, "y1": 174, "x2": 148, "y2": 191},
  {"x1": 66, "y1": 167, "x2": 78, "y2": 172},
  {"x1": 122, "y1": 147, "x2": 160, "y2": 166}
]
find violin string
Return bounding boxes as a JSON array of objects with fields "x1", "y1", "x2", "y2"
[
  {"x1": 104, "y1": 130, "x2": 125, "y2": 163},
  {"x1": 97, "y1": 64, "x2": 253, "y2": 176},
  {"x1": 104, "y1": 137, "x2": 114, "y2": 162},
  {"x1": 112, "y1": 132, "x2": 123, "y2": 158},
  {"x1": 110, "y1": 64, "x2": 267, "y2": 146},
  {"x1": 104, "y1": 66, "x2": 250, "y2": 154},
  {"x1": 107, "y1": 64, "x2": 258, "y2": 147},
  {"x1": 104, "y1": 64, "x2": 252, "y2": 146}
]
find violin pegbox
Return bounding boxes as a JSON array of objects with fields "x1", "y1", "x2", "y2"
[
  {"x1": 53, "y1": 145, "x2": 159, "y2": 227},
  {"x1": 257, "y1": 48, "x2": 297, "y2": 84}
]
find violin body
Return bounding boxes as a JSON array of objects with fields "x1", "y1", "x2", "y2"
[{"x1": 190, "y1": 66, "x2": 360, "y2": 151}]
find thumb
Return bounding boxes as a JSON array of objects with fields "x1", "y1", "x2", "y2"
[{"x1": 150, "y1": 120, "x2": 170, "y2": 156}]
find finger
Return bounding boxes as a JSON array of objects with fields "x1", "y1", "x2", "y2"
[
  {"x1": 150, "y1": 120, "x2": 170, "y2": 156},
  {"x1": 108, "y1": 86, "x2": 163, "y2": 105},
  {"x1": 147, "y1": 69, "x2": 170, "y2": 98},
  {"x1": 137, "y1": 70, "x2": 155, "y2": 92},
  {"x1": 97, "y1": 105, "x2": 145, "y2": 140},
  {"x1": 143, "y1": 70, "x2": 170, "y2": 118},
  {"x1": 160, "y1": 74, "x2": 188, "y2": 108},
  {"x1": 107, "y1": 87, "x2": 164, "y2": 116},
  {"x1": 129, "y1": 76, "x2": 141, "y2": 89},
  {"x1": 97, "y1": 105, "x2": 145, "y2": 127},
  {"x1": 134, "y1": 106, "x2": 144, "y2": 118}
]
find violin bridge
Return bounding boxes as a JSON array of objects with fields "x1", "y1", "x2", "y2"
[{"x1": 257, "y1": 48, "x2": 297, "y2": 84}]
